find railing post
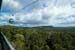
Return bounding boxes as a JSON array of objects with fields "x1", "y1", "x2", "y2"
[
  {"x1": 0, "y1": 32, "x2": 4, "y2": 50},
  {"x1": 0, "y1": 0, "x2": 2, "y2": 9},
  {"x1": 0, "y1": 32, "x2": 15, "y2": 50}
]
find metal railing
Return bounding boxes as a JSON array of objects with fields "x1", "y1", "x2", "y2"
[{"x1": 0, "y1": 32, "x2": 15, "y2": 50}]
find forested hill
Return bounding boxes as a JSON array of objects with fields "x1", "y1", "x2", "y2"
[{"x1": 0, "y1": 26, "x2": 75, "y2": 50}]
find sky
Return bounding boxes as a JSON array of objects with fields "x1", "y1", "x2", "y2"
[{"x1": 0, "y1": 0, "x2": 75, "y2": 27}]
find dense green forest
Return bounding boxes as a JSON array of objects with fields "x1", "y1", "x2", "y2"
[{"x1": 0, "y1": 26, "x2": 75, "y2": 50}]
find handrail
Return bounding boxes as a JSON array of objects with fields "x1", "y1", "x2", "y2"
[{"x1": 0, "y1": 32, "x2": 15, "y2": 50}]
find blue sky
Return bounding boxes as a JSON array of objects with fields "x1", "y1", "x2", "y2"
[{"x1": 0, "y1": 0, "x2": 75, "y2": 27}]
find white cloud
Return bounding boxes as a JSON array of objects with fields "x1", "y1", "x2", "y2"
[
  {"x1": 0, "y1": 0, "x2": 75, "y2": 27},
  {"x1": 2, "y1": 5, "x2": 73, "y2": 26},
  {"x1": 2, "y1": 0, "x2": 23, "y2": 11}
]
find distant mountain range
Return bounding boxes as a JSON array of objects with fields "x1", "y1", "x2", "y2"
[{"x1": 0, "y1": 25, "x2": 75, "y2": 28}]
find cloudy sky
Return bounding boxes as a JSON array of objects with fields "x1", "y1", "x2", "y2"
[{"x1": 0, "y1": 0, "x2": 75, "y2": 27}]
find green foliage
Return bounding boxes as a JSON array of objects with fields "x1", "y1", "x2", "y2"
[{"x1": 0, "y1": 26, "x2": 75, "y2": 50}]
